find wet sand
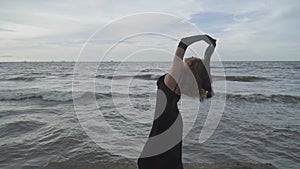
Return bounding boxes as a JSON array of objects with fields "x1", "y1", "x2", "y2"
[{"x1": 44, "y1": 162, "x2": 278, "y2": 169}]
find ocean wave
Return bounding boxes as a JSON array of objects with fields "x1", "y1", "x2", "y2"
[
  {"x1": 97, "y1": 74, "x2": 268, "y2": 82},
  {"x1": 140, "y1": 68, "x2": 162, "y2": 72},
  {"x1": 96, "y1": 92, "x2": 151, "y2": 99},
  {"x1": 211, "y1": 66, "x2": 241, "y2": 69},
  {"x1": 0, "y1": 90, "x2": 79, "y2": 102},
  {"x1": 3, "y1": 88, "x2": 298, "y2": 104},
  {"x1": 0, "y1": 90, "x2": 151, "y2": 102},
  {"x1": 226, "y1": 93, "x2": 300, "y2": 103},
  {"x1": 96, "y1": 74, "x2": 161, "y2": 80},
  {"x1": 213, "y1": 75, "x2": 268, "y2": 82},
  {"x1": 0, "y1": 120, "x2": 45, "y2": 138},
  {"x1": 0, "y1": 73, "x2": 74, "y2": 81},
  {"x1": 0, "y1": 76, "x2": 36, "y2": 81}
]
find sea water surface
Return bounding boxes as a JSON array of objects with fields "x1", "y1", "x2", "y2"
[{"x1": 0, "y1": 61, "x2": 299, "y2": 169}]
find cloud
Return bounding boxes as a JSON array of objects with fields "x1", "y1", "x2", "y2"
[
  {"x1": 187, "y1": 0, "x2": 300, "y2": 60},
  {"x1": 0, "y1": 28, "x2": 15, "y2": 32},
  {"x1": 0, "y1": 55, "x2": 13, "y2": 57},
  {"x1": 0, "y1": 0, "x2": 299, "y2": 61}
]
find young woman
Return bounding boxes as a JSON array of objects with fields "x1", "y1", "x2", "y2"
[{"x1": 137, "y1": 35, "x2": 216, "y2": 169}]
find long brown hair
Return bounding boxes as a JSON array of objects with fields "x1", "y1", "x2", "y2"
[{"x1": 188, "y1": 58, "x2": 212, "y2": 101}]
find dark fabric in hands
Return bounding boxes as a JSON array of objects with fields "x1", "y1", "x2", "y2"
[{"x1": 178, "y1": 41, "x2": 188, "y2": 50}]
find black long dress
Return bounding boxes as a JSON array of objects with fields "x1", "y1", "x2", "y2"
[{"x1": 137, "y1": 74, "x2": 184, "y2": 169}]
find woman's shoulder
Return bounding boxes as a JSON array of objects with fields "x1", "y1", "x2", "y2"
[{"x1": 157, "y1": 73, "x2": 180, "y2": 98}]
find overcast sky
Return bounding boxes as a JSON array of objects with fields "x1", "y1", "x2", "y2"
[{"x1": 0, "y1": 0, "x2": 299, "y2": 61}]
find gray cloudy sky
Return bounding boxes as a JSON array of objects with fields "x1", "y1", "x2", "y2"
[{"x1": 0, "y1": 0, "x2": 299, "y2": 61}]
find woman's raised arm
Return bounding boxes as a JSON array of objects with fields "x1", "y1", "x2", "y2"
[
  {"x1": 165, "y1": 35, "x2": 216, "y2": 94},
  {"x1": 175, "y1": 35, "x2": 216, "y2": 60}
]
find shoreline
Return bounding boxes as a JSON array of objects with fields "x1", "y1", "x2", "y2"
[{"x1": 44, "y1": 162, "x2": 278, "y2": 169}]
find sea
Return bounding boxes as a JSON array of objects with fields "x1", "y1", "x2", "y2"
[{"x1": 0, "y1": 61, "x2": 299, "y2": 169}]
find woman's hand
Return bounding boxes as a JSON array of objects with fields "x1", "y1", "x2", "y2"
[{"x1": 205, "y1": 34, "x2": 217, "y2": 47}]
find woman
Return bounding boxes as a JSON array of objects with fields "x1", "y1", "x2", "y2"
[{"x1": 137, "y1": 34, "x2": 216, "y2": 169}]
